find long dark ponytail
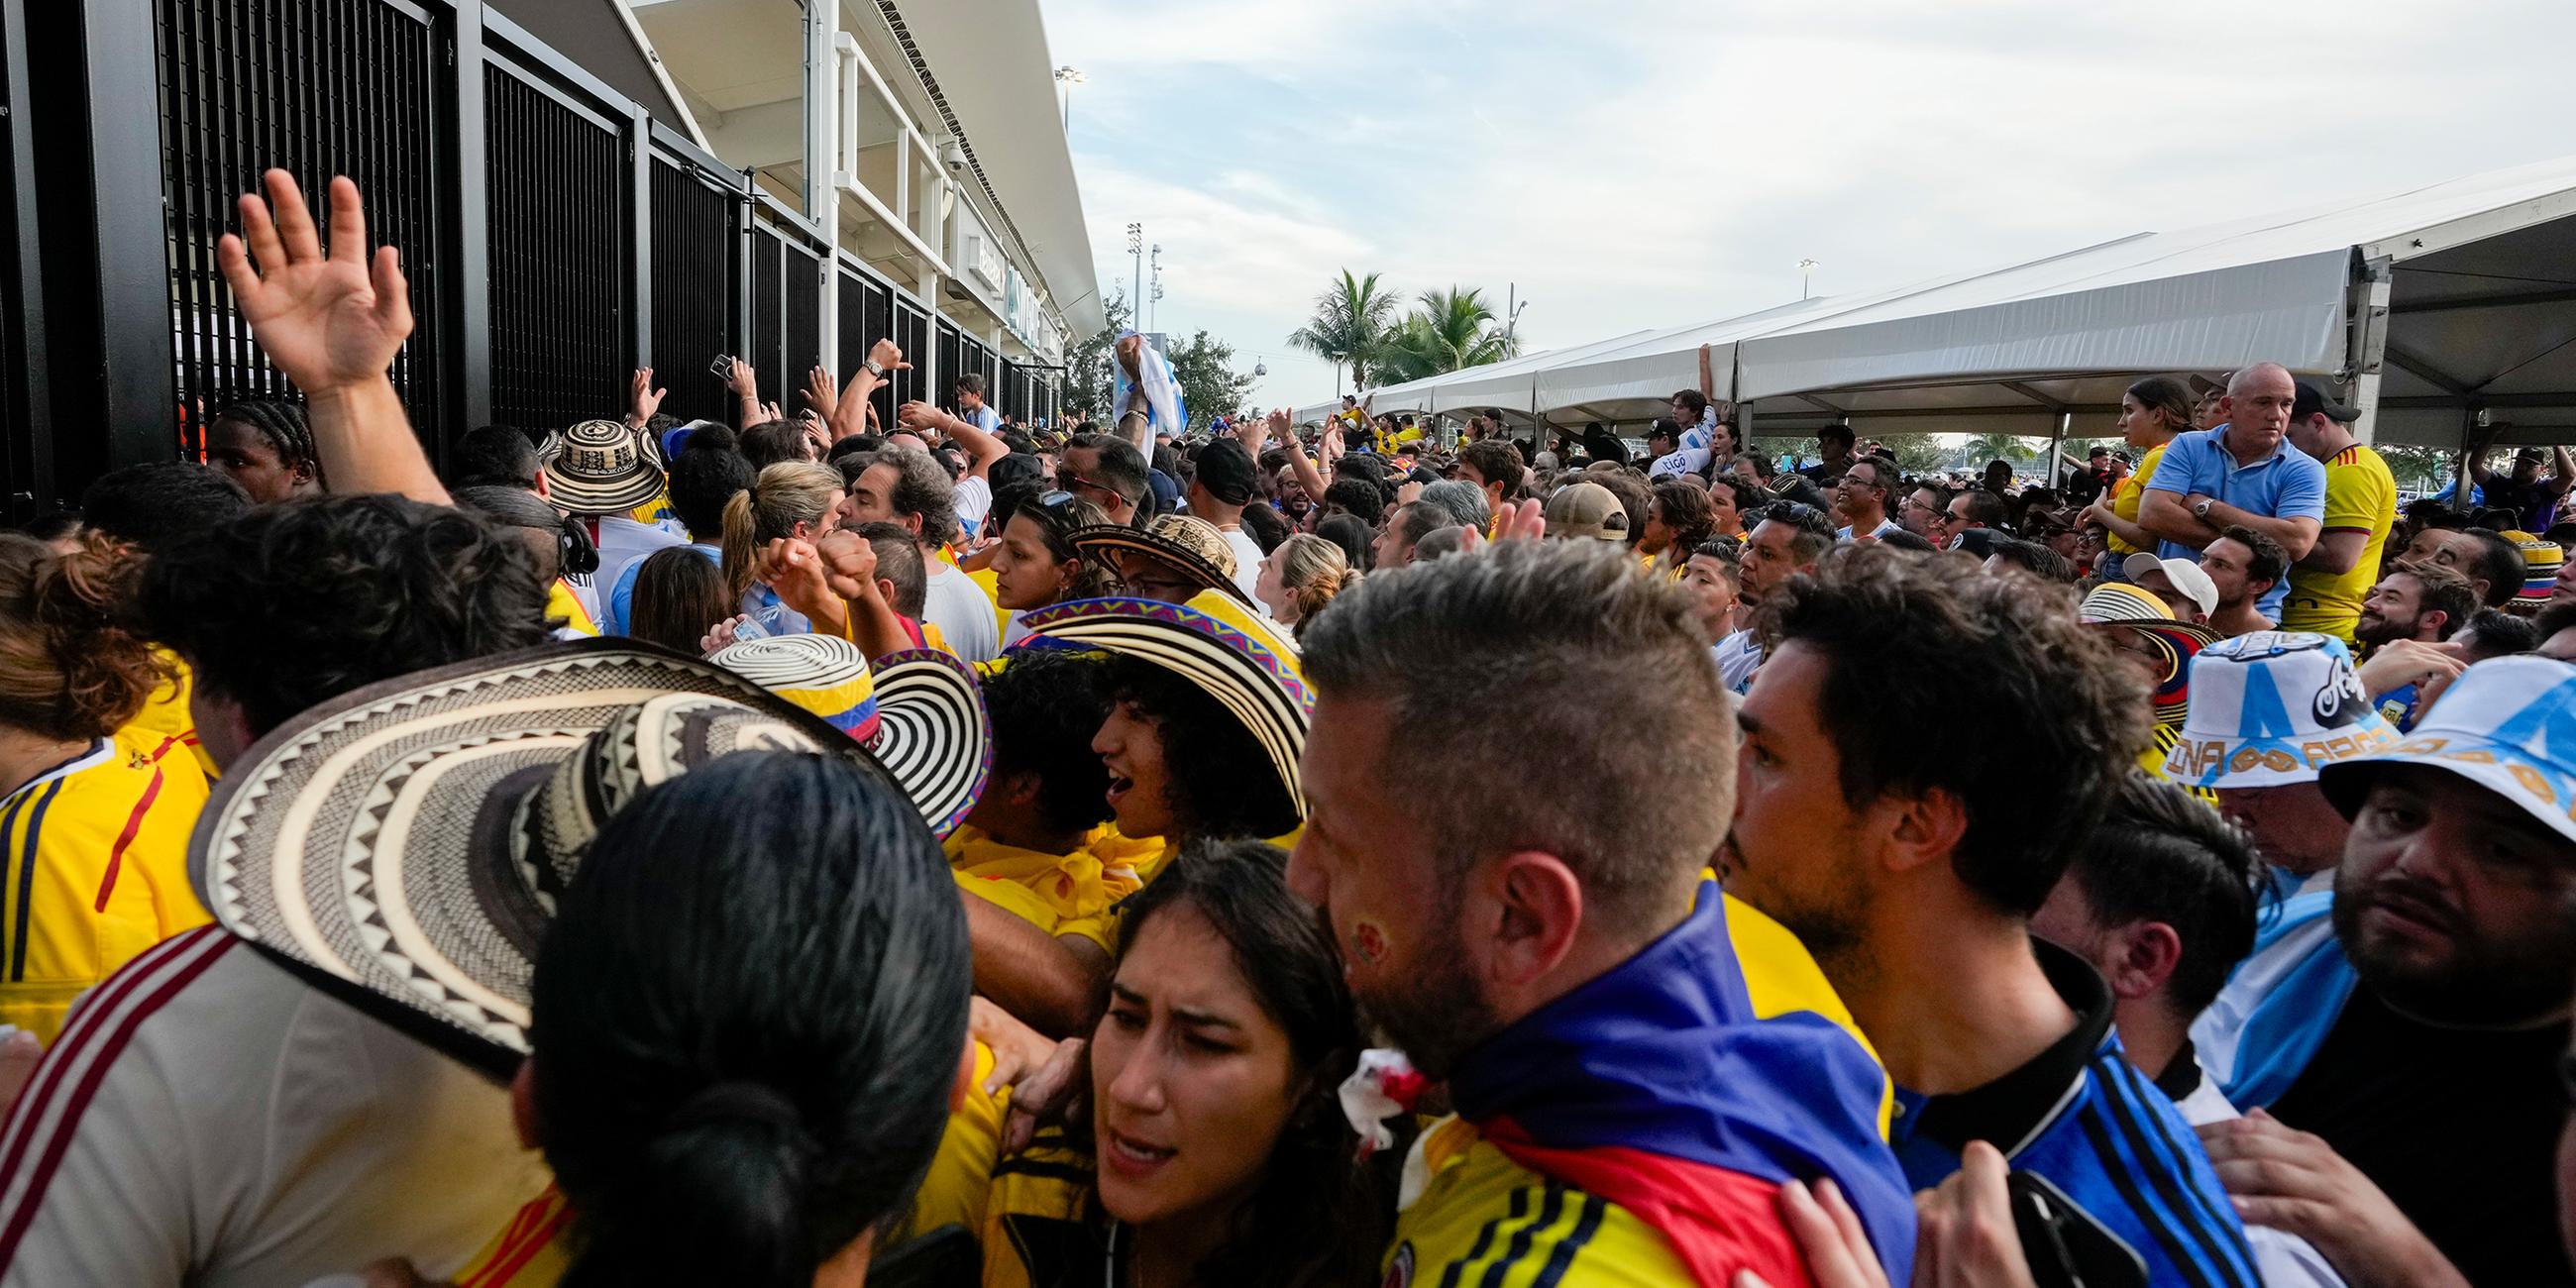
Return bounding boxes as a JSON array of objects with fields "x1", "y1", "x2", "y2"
[{"x1": 532, "y1": 751, "x2": 970, "y2": 1288}]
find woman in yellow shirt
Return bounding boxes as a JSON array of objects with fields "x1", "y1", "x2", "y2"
[
  {"x1": 0, "y1": 536, "x2": 211, "y2": 1042},
  {"x1": 2084, "y1": 375, "x2": 2195, "y2": 559}
]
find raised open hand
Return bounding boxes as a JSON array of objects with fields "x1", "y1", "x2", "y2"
[
  {"x1": 626, "y1": 368, "x2": 666, "y2": 427},
  {"x1": 801, "y1": 365, "x2": 838, "y2": 420},
  {"x1": 216, "y1": 170, "x2": 412, "y2": 396}
]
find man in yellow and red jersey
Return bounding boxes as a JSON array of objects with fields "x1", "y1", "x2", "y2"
[{"x1": 2280, "y1": 379, "x2": 2395, "y2": 645}]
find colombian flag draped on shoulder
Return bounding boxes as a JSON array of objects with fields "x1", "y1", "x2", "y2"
[{"x1": 1447, "y1": 884, "x2": 1916, "y2": 1286}]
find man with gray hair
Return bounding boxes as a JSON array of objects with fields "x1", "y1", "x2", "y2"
[
  {"x1": 1420, "y1": 479, "x2": 1493, "y2": 535},
  {"x1": 2138, "y1": 362, "x2": 2326, "y2": 621}
]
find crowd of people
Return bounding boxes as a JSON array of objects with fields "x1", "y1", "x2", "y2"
[{"x1": 0, "y1": 168, "x2": 2571, "y2": 1288}]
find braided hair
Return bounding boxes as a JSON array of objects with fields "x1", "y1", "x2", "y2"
[{"x1": 212, "y1": 400, "x2": 324, "y2": 486}]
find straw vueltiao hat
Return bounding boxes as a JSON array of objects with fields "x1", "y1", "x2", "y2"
[
  {"x1": 706, "y1": 634, "x2": 992, "y2": 837},
  {"x1": 2079, "y1": 582, "x2": 2218, "y2": 725},
  {"x1": 1017, "y1": 590, "x2": 1310, "y2": 815},
  {"x1": 190, "y1": 638, "x2": 984, "y2": 1075},
  {"x1": 539, "y1": 418, "x2": 666, "y2": 514},
  {"x1": 1072, "y1": 517, "x2": 1251, "y2": 605}
]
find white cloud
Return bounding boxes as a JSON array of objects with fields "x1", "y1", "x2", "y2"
[{"x1": 1047, "y1": 0, "x2": 2576, "y2": 407}]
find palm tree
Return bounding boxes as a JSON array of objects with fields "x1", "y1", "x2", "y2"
[
  {"x1": 1960, "y1": 432, "x2": 2035, "y2": 467},
  {"x1": 1375, "y1": 286, "x2": 1517, "y2": 383},
  {"x1": 1287, "y1": 269, "x2": 1398, "y2": 393}
]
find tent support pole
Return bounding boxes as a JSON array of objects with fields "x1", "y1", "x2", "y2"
[{"x1": 2348, "y1": 258, "x2": 2394, "y2": 445}]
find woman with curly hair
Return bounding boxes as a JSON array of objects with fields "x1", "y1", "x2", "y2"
[{"x1": 0, "y1": 535, "x2": 212, "y2": 1041}]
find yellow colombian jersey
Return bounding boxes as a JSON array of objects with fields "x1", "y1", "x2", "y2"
[
  {"x1": 2280, "y1": 443, "x2": 2396, "y2": 645},
  {"x1": 2107, "y1": 442, "x2": 2170, "y2": 557},
  {"x1": 2143, "y1": 725, "x2": 2220, "y2": 806},
  {"x1": 894, "y1": 1039, "x2": 1010, "y2": 1248},
  {"x1": 625, "y1": 487, "x2": 679, "y2": 531},
  {"x1": 449, "y1": 1185, "x2": 575, "y2": 1288},
  {"x1": 946, "y1": 826, "x2": 1127, "y2": 951},
  {"x1": 976, "y1": 1127, "x2": 1103, "y2": 1288},
  {"x1": 0, "y1": 732, "x2": 213, "y2": 1043},
  {"x1": 1387, "y1": 1118, "x2": 1692, "y2": 1288},
  {"x1": 545, "y1": 580, "x2": 599, "y2": 636},
  {"x1": 122, "y1": 649, "x2": 218, "y2": 778}
]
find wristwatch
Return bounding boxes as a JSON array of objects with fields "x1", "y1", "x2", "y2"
[
  {"x1": 2192, "y1": 498, "x2": 2215, "y2": 520},
  {"x1": 863, "y1": 359, "x2": 886, "y2": 377}
]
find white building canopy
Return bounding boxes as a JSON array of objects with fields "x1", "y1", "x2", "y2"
[{"x1": 1300, "y1": 156, "x2": 2576, "y2": 448}]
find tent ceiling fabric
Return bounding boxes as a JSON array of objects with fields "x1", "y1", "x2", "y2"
[{"x1": 1298, "y1": 156, "x2": 2576, "y2": 445}]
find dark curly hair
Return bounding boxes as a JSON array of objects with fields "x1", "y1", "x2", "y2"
[
  {"x1": 1107, "y1": 655, "x2": 1299, "y2": 843},
  {"x1": 1759, "y1": 543, "x2": 2149, "y2": 915},
  {"x1": 1100, "y1": 839, "x2": 1397, "y2": 1288},
  {"x1": 980, "y1": 649, "x2": 1115, "y2": 836},
  {"x1": 138, "y1": 494, "x2": 552, "y2": 736},
  {"x1": 79, "y1": 462, "x2": 250, "y2": 555}
]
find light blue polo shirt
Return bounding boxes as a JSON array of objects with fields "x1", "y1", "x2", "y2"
[{"x1": 2146, "y1": 424, "x2": 2325, "y2": 618}]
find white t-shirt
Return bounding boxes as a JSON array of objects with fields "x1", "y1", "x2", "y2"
[
  {"x1": 0, "y1": 928, "x2": 547, "y2": 1288},
  {"x1": 923, "y1": 561, "x2": 1000, "y2": 663},
  {"x1": 2170, "y1": 1069, "x2": 2348, "y2": 1288},
  {"x1": 1219, "y1": 527, "x2": 1266, "y2": 606},
  {"x1": 592, "y1": 514, "x2": 690, "y2": 604},
  {"x1": 953, "y1": 476, "x2": 995, "y2": 543},
  {"x1": 1713, "y1": 628, "x2": 1763, "y2": 695}
]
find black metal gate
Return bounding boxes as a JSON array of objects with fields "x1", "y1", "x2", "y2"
[{"x1": 1, "y1": 0, "x2": 1057, "y2": 514}]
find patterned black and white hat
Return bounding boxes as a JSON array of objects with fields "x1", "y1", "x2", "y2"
[{"x1": 188, "y1": 638, "x2": 934, "y2": 1073}]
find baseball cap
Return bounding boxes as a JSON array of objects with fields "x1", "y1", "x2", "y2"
[
  {"x1": 2165, "y1": 631, "x2": 2399, "y2": 789},
  {"x1": 1544, "y1": 482, "x2": 1630, "y2": 541},
  {"x1": 2187, "y1": 373, "x2": 2227, "y2": 398},
  {"x1": 2291, "y1": 377, "x2": 2359, "y2": 424},
  {"x1": 2122, "y1": 552, "x2": 2217, "y2": 619},
  {"x1": 2316, "y1": 656, "x2": 2576, "y2": 844},
  {"x1": 1194, "y1": 438, "x2": 1260, "y2": 506}
]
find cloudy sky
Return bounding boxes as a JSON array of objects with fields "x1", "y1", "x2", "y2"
[{"x1": 1042, "y1": 0, "x2": 2576, "y2": 410}]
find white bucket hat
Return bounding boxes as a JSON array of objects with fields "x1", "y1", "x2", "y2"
[{"x1": 2164, "y1": 630, "x2": 2401, "y2": 789}]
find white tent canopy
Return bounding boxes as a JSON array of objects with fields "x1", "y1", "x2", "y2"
[{"x1": 1296, "y1": 155, "x2": 2576, "y2": 449}]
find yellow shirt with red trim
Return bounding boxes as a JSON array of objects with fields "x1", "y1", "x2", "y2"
[
  {"x1": 1386, "y1": 889, "x2": 1892, "y2": 1288},
  {"x1": 448, "y1": 1185, "x2": 575, "y2": 1287},
  {"x1": 1385, "y1": 1117, "x2": 1692, "y2": 1288},
  {"x1": 121, "y1": 648, "x2": 218, "y2": 778},
  {"x1": 2107, "y1": 443, "x2": 2170, "y2": 556},
  {"x1": 2280, "y1": 443, "x2": 2395, "y2": 645},
  {"x1": 946, "y1": 825, "x2": 1127, "y2": 952},
  {"x1": 0, "y1": 730, "x2": 213, "y2": 1043},
  {"x1": 545, "y1": 579, "x2": 600, "y2": 636}
]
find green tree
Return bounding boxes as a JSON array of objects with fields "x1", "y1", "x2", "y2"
[
  {"x1": 1165, "y1": 330, "x2": 1257, "y2": 430},
  {"x1": 2376, "y1": 443, "x2": 2460, "y2": 491},
  {"x1": 1960, "y1": 432, "x2": 2036, "y2": 466},
  {"x1": 1869, "y1": 431, "x2": 1948, "y2": 476},
  {"x1": 1065, "y1": 292, "x2": 1133, "y2": 423},
  {"x1": 1374, "y1": 286, "x2": 1517, "y2": 383},
  {"x1": 1288, "y1": 269, "x2": 1398, "y2": 392}
]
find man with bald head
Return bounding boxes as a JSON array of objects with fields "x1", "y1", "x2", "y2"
[{"x1": 2138, "y1": 362, "x2": 2327, "y2": 620}]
